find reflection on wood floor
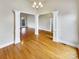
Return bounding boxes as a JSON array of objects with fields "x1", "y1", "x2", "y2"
[{"x1": 0, "y1": 28, "x2": 78, "y2": 59}]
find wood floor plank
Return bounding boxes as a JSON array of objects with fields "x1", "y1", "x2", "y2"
[{"x1": 0, "y1": 29, "x2": 78, "y2": 59}]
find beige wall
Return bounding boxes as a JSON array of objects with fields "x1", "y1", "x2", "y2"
[{"x1": 0, "y1": 0, "x2": 35, "y2": 47}]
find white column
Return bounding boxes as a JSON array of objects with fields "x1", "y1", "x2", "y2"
[
  {"x1": 14, "y1": 10, "x2": 21, "y2": 44},
  {"x1": 35, "y1": 14, "x2": 39, "y2": 36},
  {"x1": 50, "y1": 18, "x2": 52, "y2": 32},
  {"x1": 52, "y1": 11, "x2": 59, "y2": 42}
]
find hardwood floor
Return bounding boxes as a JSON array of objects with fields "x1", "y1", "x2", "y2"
[
  {"x1": 0, "y1": 29, "x2": 78, "y2": 59},
  {"x1": 77, "y1": 48, "x2": 79, "y2": 59}
]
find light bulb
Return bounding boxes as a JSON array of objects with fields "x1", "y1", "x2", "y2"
[
  {"x1": 39, "y1": 2, "x2": 43, "y2": 8},
  {"x1": 34, "y1": 1, "x2": 36, "y2": 5},
  {"x1": 39, "y1": 2, "x2": 42, "y2": 5},
  {"x1": 32, "y1": 1, "x2": 43, "y2": 8},
  {"x1": 40, "y1": 4, "x2": 43, "y2": 7}
]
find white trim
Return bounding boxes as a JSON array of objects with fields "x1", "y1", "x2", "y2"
[
  {"x1": 13, "y1": 9, "x2": 36, "y2": 44},
  {"x1": 13, "y1": 9, "x2": 35, "y2": 15},
  {"x1": 53, "y1": 11, "x2": 59, "y2": 42},
  {"x1": 54, "y1": 39, "x2": 79, "y2": 48},
  {"x1": 14, "y1": 39, "x2": 20, "y2": 44},
  {"x1": 26, "y1": 26, "x2": 51, "y2": 32},
  {"x1": 0, "y1": 41, "x2": 14, "y2": 49},
  {"x1": 39, "y1": 28, "x2": 51, "y2": 32},
  {"x1": 20, "y1": 11, "x2": 35, "y2": 15},
  {"x1": 14, "y1": 10, "x2": 21, "y2": 44},
  {"x1": 35, "y1": 14, "x2": 39, "y2": 36}
]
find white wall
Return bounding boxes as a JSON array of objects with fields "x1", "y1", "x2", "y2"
[
  {"x1": 0, "y1": 0, "x2": 35, "y2": 48},
  {"x1": 26, "y1": 14, "x2": 35, "y2": 28},
  {"x1": 20, "y1": 13, "x2": 35, "y2": 28},
  {"x1": 0, "y1": 0, "x2": 79, "y2": 48},
  {"x1": 58, "y1": 11, "x2": 79, "y2": 47},
  {"x1": 37, "y1": 0, "x2": 79, "y2": 47},
  {"x1": 39, "y1": 13, "x2": 52, "y2": 31},
  {"x1": 57, "y1": 0, "x2": 79, "y2": 47},
  {"x1": 20, "y1": 13, "x2": 53, "y2": 32}
]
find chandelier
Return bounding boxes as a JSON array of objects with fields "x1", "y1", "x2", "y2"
[{"x1": 32, "y1": 1, "x2": 43, "y2": 8}]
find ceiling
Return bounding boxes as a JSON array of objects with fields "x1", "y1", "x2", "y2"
[
  {"x1": 26, "y1": 0, "x2": 77, "y2": 14},
  {"x1": 27, "y1": 0, "x2": 75, "y2": 3},
  {"x1": 27, "y1": 0, "x2": 46, "y2": 2}
]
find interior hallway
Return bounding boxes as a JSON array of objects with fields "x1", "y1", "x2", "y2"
[{"x1": 0, "y1": 28, "x2": 78, "y2": 59}]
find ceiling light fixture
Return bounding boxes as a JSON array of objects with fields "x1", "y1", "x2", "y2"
[
  {"x1": 39, "y1": 2, "x2": 43, "y2": 7},
  {"x1": 32, "y1": 1, "x2": 43, "y2": 9}
]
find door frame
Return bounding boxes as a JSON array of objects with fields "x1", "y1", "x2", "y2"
[
  {"x1": 14, "y1": 10, "x2": 59, "y2": 44},
  {"x1": 14, "y1": 10, "x2": 39, "y2": 44}
]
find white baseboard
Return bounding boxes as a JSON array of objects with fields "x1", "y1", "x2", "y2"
[
  {"x1": 28, "y1": 26, "x2": 51, "y2": 32},
  {"x1": 14, "y1": 40, "x2": 20, "y2": 44},
  {"x1": 53, "y1": 39, "x2": 79, "y2": 48},
  {"x1": 39, "y1": 28, "x2": 51, "y2": 32},
  {"x1": 0, "y1": 41, "x2": 14, "y2": 49}
]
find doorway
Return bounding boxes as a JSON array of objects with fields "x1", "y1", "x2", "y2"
[
  {"x1": 14, "y1": 10, "x2": 58, "y2": 44},
  {"x1": 20, "y1": 13, "x2": 35, "y2": 41},
  {"x1": 39, "y1": 13, "x2": 53, "y2": 39}
]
